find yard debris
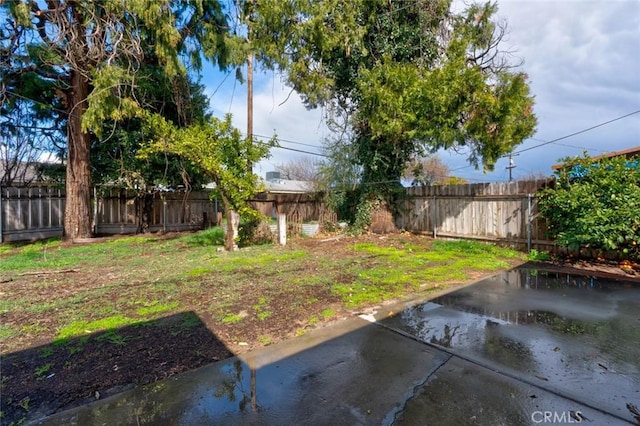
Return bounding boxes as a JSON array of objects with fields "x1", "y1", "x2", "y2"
[
  {"x1": 320, "y1": 236, "x2": 343, "y2": 242},
  {"x1": 18, "y1": 269, "x2": 79, "y2": 276}
]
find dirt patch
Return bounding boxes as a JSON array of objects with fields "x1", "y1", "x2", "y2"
[
  {"x1": 1, "y1": 232, "x2": 637, "y2": 424},
  {"x1": 526, "y1": 258, "x2": 640, "y2": 281}
]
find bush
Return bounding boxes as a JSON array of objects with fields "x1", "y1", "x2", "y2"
[
  {"x1": 538, "y1": 154, "x2": 639, "y2": 259},
  {"x1": 238, "y1": 217, "x2": 274, "y2": 247}
]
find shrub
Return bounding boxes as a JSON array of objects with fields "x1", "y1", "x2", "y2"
[
  {"x1": 538, "y1": 154, "x2": 639, "y2": 259},
  {"x1": 238, "y1": 217, "x2": 274, "y2": 247}
]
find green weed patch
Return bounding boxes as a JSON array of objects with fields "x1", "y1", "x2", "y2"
[
  {"x1": 57, "y1": 315, "x2": 138, "y2": 340},
  {"x1": 180, "y1": 227, "x2": 225, "y2": 247},
  {"x1": 136, "y1": 301, "x2": 179, "y2": 317},
  {"x1": 332, "y1": 238, "x2": 523, "y2": 307},
  {"x1": 2, "y1": 230, "x2": 524, "y2": 356}
]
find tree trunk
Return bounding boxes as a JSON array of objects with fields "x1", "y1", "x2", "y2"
[
  {"x1": 64, "y1": 70, "x2": 93, "y2": 241},
  {"x1": 221, "y1": 195, "x2": 239, "y2": 251}
]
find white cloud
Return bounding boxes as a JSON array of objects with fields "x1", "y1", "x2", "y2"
[{"x1": 204, "y1": 70, "x2": 328, "y2": 178}]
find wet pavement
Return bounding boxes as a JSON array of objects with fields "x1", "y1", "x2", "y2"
[{"x1": 34, "y1": 268, "x2": 640, "y2": 425}]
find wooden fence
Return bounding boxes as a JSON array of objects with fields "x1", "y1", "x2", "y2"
[
  {"x1": 0, "y1": 186, "x2": 65, "y2": 242},
  {"x1": 0, "y1": 185, "x2": 219, "y2": 243},
  {"x1": 396, "y1": 179, "x2": 554, "y2": 251},
  {"x1": 95, "y1": 188, "x2": 218, "y2": 235},
  {"x1": 2, "y1": 181, "x2": 555, "y2": 251}
]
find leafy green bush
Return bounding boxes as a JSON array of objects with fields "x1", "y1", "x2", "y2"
[
  {"x1": 527, "y1": 249, "x2": 550, "y2": 261},
  {"x1": 538, "y1": 154, "x2": 639, "y2": 259},
  {"x1": 238, "y1": 217, "x2": 274, "y2": 247}
]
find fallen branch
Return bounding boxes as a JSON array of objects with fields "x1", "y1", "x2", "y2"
[
  {"x1": 320, "y1": 236, "x2": 343, "y2": 242},
  {"x1": 18, "y1": 269, "x2": 79, "y2": 276}
]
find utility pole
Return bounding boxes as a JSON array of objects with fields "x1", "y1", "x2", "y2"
[
  {"x1": 245, "y1": 0, "x2": 254, "y2": 174},
  {"x1": 247, "y1": 49, "x2": 253, "y2": 173},
  {"x1": 506, "y1": 154, "x2": 516, "y2": 182}
]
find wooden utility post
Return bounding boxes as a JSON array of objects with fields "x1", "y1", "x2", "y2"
[
  {"x1": 246, "y1": 1, "x2": 253, "y2": 174},
  {"x1": 506, "y1": 155, "x2": 516, "y2": 182},
  {"x1": 247, "y1": 51, "x2": 253, "y2": 172}
]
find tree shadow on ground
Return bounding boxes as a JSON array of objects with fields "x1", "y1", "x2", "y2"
[{"x1": 1, "y1": 311, "x2": 232, "y2": 425}]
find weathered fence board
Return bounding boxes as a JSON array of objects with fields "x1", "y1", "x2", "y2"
[
  {"x1": 2, "y1": 180, "x2": 554, "y2": 251},
  {"x1": 397, "y1": 179, "x2": 554, "y2": 251},
  {"x1": 1, "y1": 186, "x2": 218, "y2": 242},
  {"x1": 95, "y1": 189, "x2": 217, "y2": 235},
  {"x1": 0, "y1": 186, "x2": 65, "y2": 242}
]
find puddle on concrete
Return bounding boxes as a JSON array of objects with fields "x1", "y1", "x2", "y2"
[
  {"x1": 381, "y1": 268, "x2": 640, "y2": 418},
  {"x1": 43, "y1": 318, "x2": 452, "y2": 425}
]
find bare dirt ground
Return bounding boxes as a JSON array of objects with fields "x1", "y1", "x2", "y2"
[{"x1": 1, "y1": 233, "x2": 638, "y2": 425}]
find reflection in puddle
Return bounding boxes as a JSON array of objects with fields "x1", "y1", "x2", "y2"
[
  {"x1": 213, "y1": 360, "x2": 258, "y2": 413},
  {"x1": 429, "y1": 324, "x2": 460, "y2": 348},
  {"x1": 381, "y1": 268, "x2": 640, "y2": 410}
]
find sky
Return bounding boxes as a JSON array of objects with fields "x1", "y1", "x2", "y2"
[{"x1": 202, "y1": 0, "x2": 640, "y2": 183}]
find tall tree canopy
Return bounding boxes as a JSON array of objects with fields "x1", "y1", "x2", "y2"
[
  {"x1": 91, "y1": 70, "x2": 213, "y2": 191},
  {"x1": 249, "y1": 0, "x2": 536, "y2": 224},
  {"x1": 0, "y1": 0, "x2": 233, "y2": 239}
]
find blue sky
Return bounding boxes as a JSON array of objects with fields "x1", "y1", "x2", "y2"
[{"x1": 201, "y1": 0, "x2": 640, "y2": 183}]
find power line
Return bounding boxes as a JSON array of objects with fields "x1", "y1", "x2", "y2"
[
  {"x1": 269, "y1": 144, "x2": 328, "y2": 158},
  {"x1": 3, "y1": 90, "x2": 325, "y2": 159},
  {"x1": 208, "y1": 70, "x2": 233, "y2": 99},
  {"x1": 450, "y1": 164, "x2": 473, "y2": 172},
  {"x1": 0, "y1": 123, "x2": 62, "y2": 132},
  {"x1": 529, "y1": 138, "x2": 607, "y2": 153},
  {"x1": 253, "y1": 133, "x2": 323, "y2": 149},
  {"x1": 510, "y1": 109, "x2": 640, "y2": 156},
  {"x1": 449, "y1": 110, "x2": 639, "y2": 172},
  {"x1": 247, "y1": 133, "x2": 326, "y2": 157}
]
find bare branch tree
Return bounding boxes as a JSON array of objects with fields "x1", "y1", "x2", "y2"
[
  {"x1": 276, "y1": 156, "x2": 321, "y2": 179},
  {"x1": 0, "y1": 94, "x2": 62, "y2": 185},
  {"x1": 404, "y1": 156, "x2": 451, "y2": 186}
]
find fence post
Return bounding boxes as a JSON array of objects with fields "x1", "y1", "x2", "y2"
[
  {"x1": 17, "y1": 187, "x2": 22, "y2": 231},
  {"x1": 432, "y1": 194, "x2": 437, "y2": 239},
  {"x1": 0, "y1": 186, "x2": 3, "y2": 243},
  {"x1": 162, "y1": 192, "x2": 167, "y2": 233},
  {"x1": 38, "y1": 187, "x2": 43, "y2": 231},
  {"x1": 527, "y1": 193, "x2": 533, "y2": 253},
  {"x1": 28, "y1": 187, "x2": 32, "y2": 229},
  {"x1": 277, "y1": 213, "x2": 287, "y2": 245},
  {"x1": 58, "y1": 187, "x2": 63, "y2": 230},
  {"x1": 93, "y1": 187, "x2": 98, "y2": 235}
]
